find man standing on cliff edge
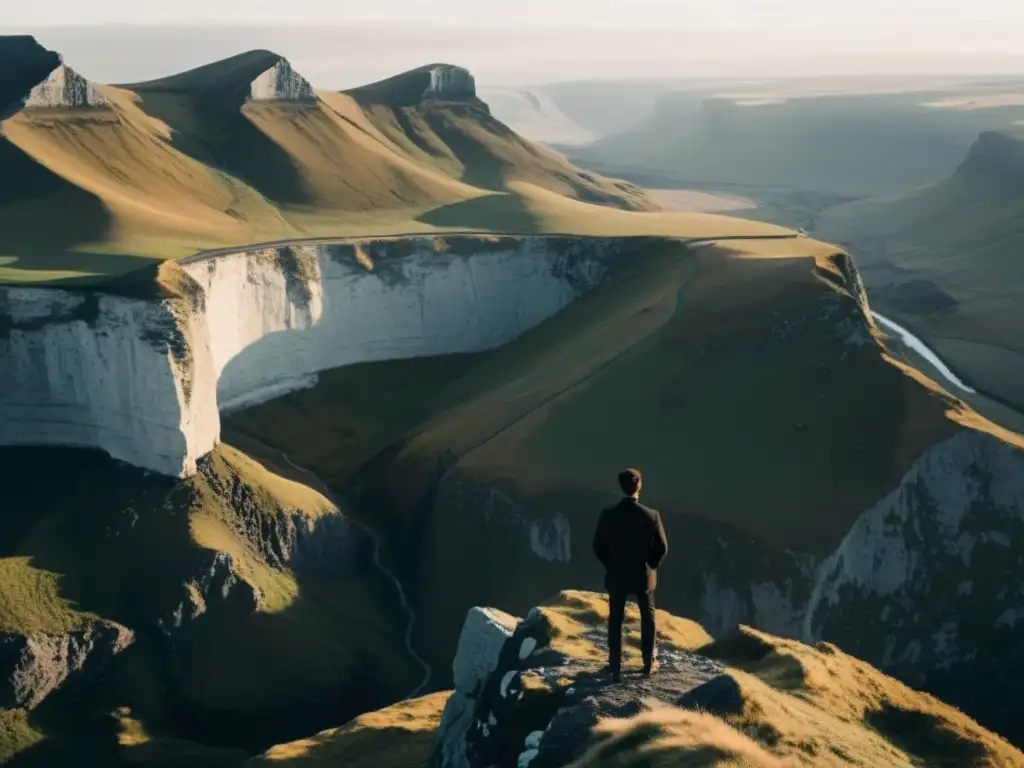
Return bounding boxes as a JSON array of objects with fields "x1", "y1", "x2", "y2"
[{"x1": 592, "y1": 468, "x2": 669, "y2": 682}]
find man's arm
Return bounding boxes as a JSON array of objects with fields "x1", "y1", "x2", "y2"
[
  {"x1": 593, "y1": 509, "x2": 612, "y2": 569},
  {"x1": 648, "y1": 510, "x2": 668, "y2": 569}
]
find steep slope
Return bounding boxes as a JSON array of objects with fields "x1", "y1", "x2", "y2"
[
  {"x1": 431, "y1": 591, "x2": 1024, "y2": 767},
  {"x1": 815, "y1": 128, "x2": 1024, "y2": 411},
  {"x1": 344, "y1": 64, "x2": 654, "y2": 213},
  {"x1": 0, "y1": 39, "x2": 656, "y2": 286},
  {"x1": 127, "y1": 52, "x2": 479, "y2": 215},
  {"x1": 0, "y1": 442, "x2": 420, "y2": 764},
  {"x1": 230, "y1": 237, "x2": 1024, "y2": 744}
]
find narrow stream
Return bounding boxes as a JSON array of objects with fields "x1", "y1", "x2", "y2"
[{"x1": 274, "y1": 450, "x2": 433, "y2": 700}]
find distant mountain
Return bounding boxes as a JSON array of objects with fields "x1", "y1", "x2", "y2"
[
  {"x1": 562, "y1": 87, "x2": 1024, "y2": 197},
  {"x1": 816, "y1": 127, "x2": 1024, "y2": 410}
]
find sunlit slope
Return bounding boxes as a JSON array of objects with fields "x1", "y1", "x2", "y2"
[
  {"x1": 128, "y1": 51, "x2": 481, "y2": 214},
  {"x1": 1, "y1": 42, "x2": 678, "y2": 286},
  {"x1": 348, "y1": 65, "x2": 654, "y2": 212},
  {"x1": 0, "y1": 442, "x2": 418, "y2": 764}
]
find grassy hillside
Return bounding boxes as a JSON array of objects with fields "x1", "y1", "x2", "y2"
[
  {"x1": 815, "y1": 127, "x2": 1024, "y2": 411},
  {"x1": 0, "y1": 40, "x2": 664, "y2": 286},
  {"x1": 226, "y1": 233, "x2": 1015, "y2": 683},
  {"x1": 0, "y1": 442, "x2": 419, "y2": 765}
]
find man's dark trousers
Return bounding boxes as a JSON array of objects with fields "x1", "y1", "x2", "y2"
[
  {"x1": 592, "y1": 497, "x2": 668, "y2": 677},
  {"x1": 607, "y1": 587, "x2": 656, "y2": 675}
]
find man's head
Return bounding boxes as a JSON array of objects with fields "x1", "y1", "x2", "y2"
[{"x1": 618, "y1": 468, "x2": 642, "y2": 498}]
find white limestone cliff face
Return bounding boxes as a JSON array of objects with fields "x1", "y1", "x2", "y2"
[
  {"x1": 24, "y1": 61, "x2": 108, "y2": 109},
  {"x1": 0, "y1": 238, "x2": 617, "y2": 477},
  {"x1": 0, "y1": 287, "x2": 200, "y2": 475},
  {"x1": 804, "y1": 430, "x2": 1024, "y2": 666},
  {"x1": 248, "y1": 58, "x2": 316, "y2": 102},
  {"x1": 802, "y1": 429, "x2": 1024, "y2": 739},
  {"x1": 424, "y1": 65, "x2": 476, "y2": 101}
]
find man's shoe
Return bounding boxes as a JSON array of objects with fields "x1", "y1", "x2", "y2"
[{"x1": 641, "y1": 659, "x2": 661, "y2": 678}]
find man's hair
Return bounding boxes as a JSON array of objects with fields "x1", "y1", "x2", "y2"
[{"x1": 618, "y1": 468, "x2": 642, "y2": 496}]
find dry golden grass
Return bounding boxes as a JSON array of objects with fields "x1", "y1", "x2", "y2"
[
  {"x1": 556, "y1": 596, "x2": 1024, "y2": 768},
  {"x1": 254, "y1": 690, "x2": 451, "y2": 767},
  {"x1": 0, "y1": 52, "x2": 823, "y2": 285},
  {"x1": 573, "y1": 705, "x2": 793, "y2": 767},
  {"x1": 690, "y1": 627, "x2": 1024, "y2": 767},
  {"x1": 538, "y1": 590, "x2": 712, "y2": 664}
]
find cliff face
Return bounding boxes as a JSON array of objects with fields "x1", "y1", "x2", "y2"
[
  {"x1": 0, "y1": 237, "x2": 620, "y2": 476},
  {"x1": 0, "y1": 621, "x2": 134, "y2": 710},
  {"x1": 23, "y1": 62, "x2": 108, "y2": 109},
  {"x1": 805, "y1": 429, "x2": 1024, "y2": 742},
  {"x1": 424, "y1": 65, "x2": 476, "y2": 102},
  {"x1": 247, "y1": 58, "x2": 316, "y2": 102}
]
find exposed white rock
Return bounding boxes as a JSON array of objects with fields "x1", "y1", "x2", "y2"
[
  {"x1": 804, "y1": 430, "x2": 1024, "y2": 671},
  {"x1": 0, "y1": 238, "x2": 618, "y2": 476},
  {"x1": 434, "y1": 604, "x2": 519, "y2": 768},
  {"x1": 424, "y1": 65, "x2": 476, "y2": 101},
  {"x1": 248, "y1": 58, "x2": 316, "y2": 102},
  {"x1": 453, "y1": 606, "x2": 519, "y2": 696},
  {"x1": 24, "y1": 60, "x2": 108, "y2": 109},
  {"x1": 433, "y1": 690, "x2": 475, "y2": 768}
]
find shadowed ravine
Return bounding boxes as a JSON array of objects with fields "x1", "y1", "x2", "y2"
[{"x1": 271, "y1": 447, "x2": 433, "y2": 698}]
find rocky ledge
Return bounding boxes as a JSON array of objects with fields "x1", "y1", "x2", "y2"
[
  {"x1": 423, "y1": 65, "x2": 476, "y2": 102},
  {"x1": 431, "y1": 590, "x2": 1023, "y2": 767}
]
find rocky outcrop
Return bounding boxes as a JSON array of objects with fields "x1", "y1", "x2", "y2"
[
  {"x1": 23, "y1": 60, "x2": 108, "y2": 109},
  {"x1": 432, "y1": 607, "x2": 519, "y2": 768},
  {"x1": 157, "y1": 550, "x2": 260, "y2": 634},
  {"x1": 430, "y1": 601, "x2": 719, "y2": 768},
  {"x1": 248, "y1": 58, "x2": 316, "y2": 103},
  {"x1": 805, "y1": 428, "x2": 1024, "y2": 743},
  {"x1": 195, "y1": 452, "x2": 357, "y2": 575},
  {"x1": 0, "y1": 621, "x2": 134, "y2": 709},
  {"x1": 0, "y1": 237, "x2": 621, "y2": 476},
  {"x1": 423, "y1": 65, "x2": 476, "y2": 102},
  {"x1": 430, "y1": 593, "x2": 1024, "y2": 766}
]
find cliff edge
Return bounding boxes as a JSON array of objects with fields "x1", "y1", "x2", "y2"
[{"x1": 430, "y1": 591, "x2": 1024, "y2": 767}]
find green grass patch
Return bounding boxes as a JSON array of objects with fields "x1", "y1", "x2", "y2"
[{"x1": 0, "y1": 557, "x2": 95, "y2": 635}]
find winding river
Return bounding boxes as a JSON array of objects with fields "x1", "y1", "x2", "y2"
[{"x1": 870, "y1": 311, "x2": 977, "y2": 394}]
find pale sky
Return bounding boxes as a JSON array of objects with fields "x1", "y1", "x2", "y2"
[
  {"x1": 8, "y1": 1, "x2": 1024, "y2": 86},
  {"x1": 7, "y1": 0, "x2": 1024, "y2": 39}
]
